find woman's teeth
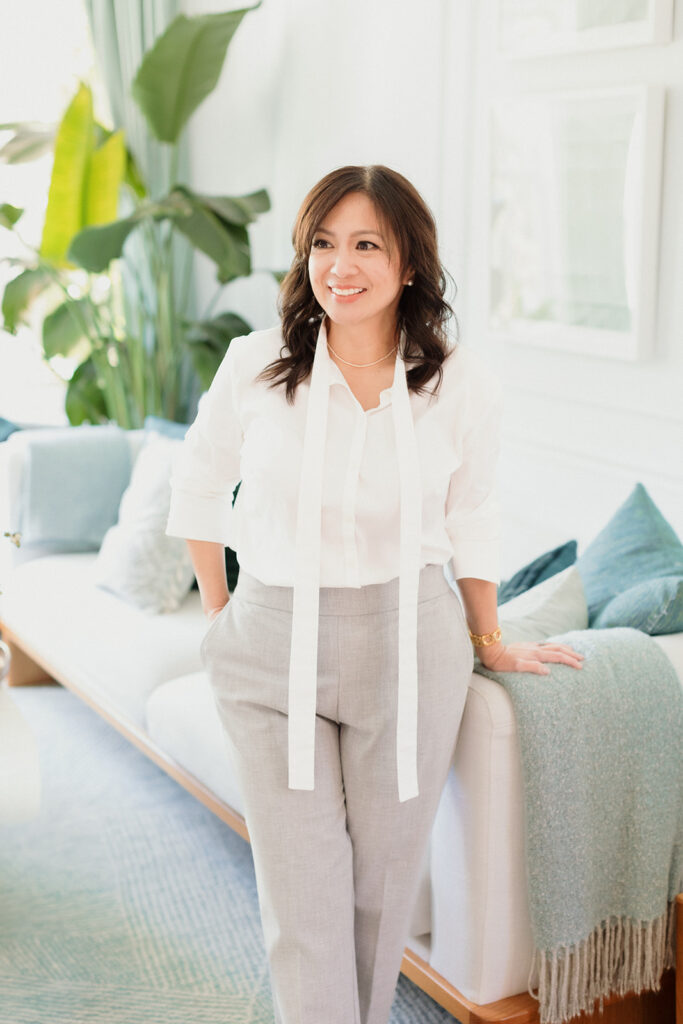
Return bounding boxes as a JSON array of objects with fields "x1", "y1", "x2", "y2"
[{"x1": 330, "y1": 286, "x2": 365, "y2": 296}]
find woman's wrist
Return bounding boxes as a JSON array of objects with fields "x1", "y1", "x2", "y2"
[{"x1": 474, "y1": 639, "x2": 505, "y2": 667}]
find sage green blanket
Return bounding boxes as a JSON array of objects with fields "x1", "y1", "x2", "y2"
[{"x1": 476, "y1": 626, "x2": 683, "y2": 1024}]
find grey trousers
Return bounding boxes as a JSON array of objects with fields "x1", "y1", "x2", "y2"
[{"x1": 200, "y1": 562, "x2": 474, "y2": 1024}]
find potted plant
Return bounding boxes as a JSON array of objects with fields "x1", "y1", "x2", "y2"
[{"x1": 0, "y1": 4, "x2": 277, "y2": 429}]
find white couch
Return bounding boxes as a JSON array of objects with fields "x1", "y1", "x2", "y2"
[{"x1": 1, "y1": 426, "x2": 680, "y2": 1024}]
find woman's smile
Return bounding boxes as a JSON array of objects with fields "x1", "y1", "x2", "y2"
[{"x1": 328, "y1": 284, "x2": 367, "y2": 302}]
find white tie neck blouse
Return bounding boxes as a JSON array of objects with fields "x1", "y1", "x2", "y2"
[{"x1": 165, "y1": 316, "x2": 503, "y2": 803}]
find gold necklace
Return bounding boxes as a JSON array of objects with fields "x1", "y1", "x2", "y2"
[{"x1": 327, "y1": 342, "x2": 398, "y2": 368}]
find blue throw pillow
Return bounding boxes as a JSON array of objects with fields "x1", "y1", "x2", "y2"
[
  {"x1": 576, "y1": 482, "x2": 683, "y2": 625},
  {"x1": 592, "y1": 576, "x2": 683, "y2": 635},
  {"x1": 143, "y1": 415, "x2": 189, "y2": 441},
  {"x1": 497, "y1": 540, "x2": 577, "y2": 605},
  {"x1": 15, "y1": 424, "x2": 132, "y2": 553},
  {"x1": 0, "y1": 416, "x2": 21, "y2": 442}
]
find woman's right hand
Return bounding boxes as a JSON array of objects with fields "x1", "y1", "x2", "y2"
[{"x1": 206, "y1": 600, "x2": 229, "y2": 623}]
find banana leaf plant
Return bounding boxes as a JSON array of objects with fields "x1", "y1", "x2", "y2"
[{"x1": 0, "y1": 4, "x2": 279, "y2": 428}]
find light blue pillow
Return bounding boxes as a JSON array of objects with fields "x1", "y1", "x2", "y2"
[
  {"x1": 592, "y1": 576, "x2": 683, "y2": 635},
  {"x1": 16, "y1": 425, "x2": 132, "y2": 553},
  {"x1": 576, "y1": 482, "x2": 683, "y2": 625},
  {"x1": 143, "y1": 415, "x2": 189, "y2": 440}
]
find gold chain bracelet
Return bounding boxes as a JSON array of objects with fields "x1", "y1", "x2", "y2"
[{"x1": 468, "y1": 626, "x2": 502, "y2": 647}]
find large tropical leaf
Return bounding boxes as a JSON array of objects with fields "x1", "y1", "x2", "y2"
[
  {"x1": 1, "y1": 266, "x2": 53, "y2": 333},
  {"x1": 84, "y1": 130, "x2": 126, "y2": 226},
  {"x1": 198, "y1": 188, "x2": 270, "y2": 226},
  {"x1": 65, "y1": 357, "x2": 107, "y2": 425},
  {"x1": 185, "y1": 311, "x2": 251, "y2": 389},
  {"x1": 67, "y1": 194, "x2": 189, "y2": 272},
  {"x1": 131, "y1": 5, "x2": 260, "y2": 143},
  {"x1": 42, "y1": 299, "x2": 94, "y2": 361},
  {"x1": 167, "y1": 187, "x2": 251, "y2": 282},
  {"x1": 39, "y1": 83, "x2": 94, "y2": 264}
]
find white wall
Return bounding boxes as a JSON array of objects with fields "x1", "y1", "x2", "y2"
[
  {"x1": 464, "y1": 2, "x2": 683, "y2": 568},
  {"x1": 182, "y1": 0, "x2": 466, "y2": 329},
  {"x1": 184, "y1": 0, "x2": 683, "y2": 574}
]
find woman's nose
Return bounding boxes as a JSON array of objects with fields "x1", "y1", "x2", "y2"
[{"x1": 331, "y1": 245, "x2": 358, "y2": 278}]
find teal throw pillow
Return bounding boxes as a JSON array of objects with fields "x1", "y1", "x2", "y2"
[
  {"x1": 0, "y1": 416, "x2": 21, "y2": 442},
  {"x1": 497, "y1": 540, "x2": 577, "y2": 605},
  {"x1": 592, "y1": 576, "x2": 683, "y2": 635},
  {"x1": 143, "y1": 415, "x2": 189, "y2": 440},
  {"x1": 576, "y1": 482, "x2": 683, "y2": 626}
]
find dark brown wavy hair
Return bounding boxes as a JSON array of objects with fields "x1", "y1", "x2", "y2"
[{"x1": 255, "y1": 164, "x2": 458, "y2": 404}]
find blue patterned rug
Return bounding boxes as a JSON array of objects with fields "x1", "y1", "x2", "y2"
[{"x1": 0, "y1": 685, "x2": 460, "y2": 1023}]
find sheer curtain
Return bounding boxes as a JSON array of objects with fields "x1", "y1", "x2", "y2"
[{"x1": 83, "y1": 0, "x2": 199, "y2": 421}]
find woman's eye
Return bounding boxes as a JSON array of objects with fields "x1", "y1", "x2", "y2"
[
  {"x1": 357, "y1": 240, "x2": 378, "y2": 250},
  {"x1": 311, "y1": 239, "x2": 329, "y2": 249}
]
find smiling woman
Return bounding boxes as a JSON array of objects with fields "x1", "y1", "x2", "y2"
[
  {"x1": 308, "y1": 192, "x2": 413, "y2": 363},
  {"x1": 166, "y1": 162, "x2": 585, "y2": 1024}
]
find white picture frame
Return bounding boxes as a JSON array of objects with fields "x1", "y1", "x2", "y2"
[
  {"x1": 495, "y1": 0, "x2": 673, "y2": 58},
  {"x1": 486, "y1": 85, "x2": 665, "y2": 361}
]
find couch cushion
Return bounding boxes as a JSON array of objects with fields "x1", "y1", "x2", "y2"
[
  {"x1": 146, "y1": 672, "x2": 246, "y2": 817},
  {"x1": 0, "y1": 552, "x2": 205, "y2": 727}
]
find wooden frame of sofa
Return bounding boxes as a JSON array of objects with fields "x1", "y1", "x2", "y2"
[{"x1": 2, "y1": 619, "x2": 679, "y2": 1024}]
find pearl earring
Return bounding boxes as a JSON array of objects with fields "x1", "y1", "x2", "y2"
[{"x1": 406, "y1": 280, "x2": 414, "y2": 286}]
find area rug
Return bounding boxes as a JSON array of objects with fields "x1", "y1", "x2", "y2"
[{"x1": 0, "y1": 684, "x2": 459, "y2": 1024}]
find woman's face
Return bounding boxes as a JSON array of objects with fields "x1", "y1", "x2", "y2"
[{"x1": 307, "y1": 191, "x2": 413, "y2": 336}]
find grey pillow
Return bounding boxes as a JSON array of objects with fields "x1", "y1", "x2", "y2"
[
  {"x1": 94, "y1": 433, "x2": 195, "y2": 614},
  {"x1": 498, "y1": 565, "x2": 588, "y2": 644}
]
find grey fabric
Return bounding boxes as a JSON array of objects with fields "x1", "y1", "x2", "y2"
[{"x1": 201, "y1": 563, "x2": 474, "y2": 1024}]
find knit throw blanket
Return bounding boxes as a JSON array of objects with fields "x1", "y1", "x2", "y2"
[{"x1": 475, "y1": 626, "x2": 683, "y2": 1024}]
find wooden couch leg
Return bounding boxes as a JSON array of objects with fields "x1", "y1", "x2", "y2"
[{"x1": 2, "y1": 634, "x2": 55, "y2": 686}]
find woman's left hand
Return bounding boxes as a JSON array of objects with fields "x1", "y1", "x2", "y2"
[{"x1": 477, "y1": 641, "x2": 585, "y2": 676}]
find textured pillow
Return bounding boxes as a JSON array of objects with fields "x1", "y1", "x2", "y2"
[
  {"x1": 576, "y1": 482, "x2": 683, "y2": 624},
  {"x1": 592, "y1": 576, "x2": 683, "y2": 635},
  {"x1": 94, "y1": 433, "x2": 195, "y2": 614},
  {"x1": 497, "y1": 565, "x2": 588, "y2": 644},
  {"x1": 497, "y1": 540, "x2": 577, "y2": 605}
]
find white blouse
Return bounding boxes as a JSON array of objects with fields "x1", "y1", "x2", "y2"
[{"x1": 165, "y1": 317, "x2": 503, "y2": 804}]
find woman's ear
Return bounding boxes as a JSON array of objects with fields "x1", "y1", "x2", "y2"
[{"x1": 403, "y1": 266, "x2": 415, "y2": 287}]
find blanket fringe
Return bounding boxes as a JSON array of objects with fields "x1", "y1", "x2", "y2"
[{"x1": 527, "y1": 899, "x2": 677, "y2": 1024}]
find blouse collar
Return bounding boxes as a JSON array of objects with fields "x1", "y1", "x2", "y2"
[{"x1": 287, "y1": 316, "x2": 422, "y2": 802}]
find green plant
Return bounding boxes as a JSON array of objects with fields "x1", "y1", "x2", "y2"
[{"x1": 0, "y1": 5, "x2": 279, "y2": 427}]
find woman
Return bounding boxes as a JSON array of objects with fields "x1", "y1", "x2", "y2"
[{"x1": 165, "y1": 164, "x2": 584, "y2": 1024}]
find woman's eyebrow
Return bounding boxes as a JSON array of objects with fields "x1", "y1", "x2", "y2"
[{"x1": 314, "y1": 227, "x2": 383, "y2": 237}]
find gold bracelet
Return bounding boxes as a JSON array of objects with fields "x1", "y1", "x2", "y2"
[{"x1": 468, "y1": 626, "x2": 502, "y2": 647}]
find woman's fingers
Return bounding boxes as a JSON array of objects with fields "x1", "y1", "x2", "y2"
[
  {"x1": 538, "y1": 643, "x2": 585, "y2": 659},
  {"x1": 536, "y1": 648, "x2": 584, "y2": 669},
  {"x1": 509, "y1": 642, "x2": 586, "y2": 673},
  {"x1": 516, "y1": 659, "x2": 552, "y2": 675}
]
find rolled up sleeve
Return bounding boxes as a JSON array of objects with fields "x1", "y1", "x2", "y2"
[
  {"x1": 165, "y1": 338, "x2": 244, "y2": 545},
  {"x1": 445, "y1": 372, "x2": 503, "y2": 584}
]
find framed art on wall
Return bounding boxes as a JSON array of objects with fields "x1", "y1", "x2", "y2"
[
  {"x1": 495, "y1": 0, "x2": 673, "y2": 58},
  {"x1": 487, "y1": 85, "x2": 665, "y2": 361}
]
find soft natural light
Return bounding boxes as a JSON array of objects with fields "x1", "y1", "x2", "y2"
[{"x1": 0, "y1": 0, "x2": 108, "y2": 424}]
